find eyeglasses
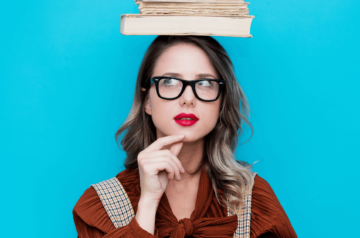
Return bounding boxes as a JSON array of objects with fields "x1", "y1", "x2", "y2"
[{"x1": 146, "y1": 76, "x2": 225, "y2": 102}]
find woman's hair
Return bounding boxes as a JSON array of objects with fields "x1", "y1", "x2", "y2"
[{"x1": 115, "y1": 35, "x2": 254, "y2": 211}]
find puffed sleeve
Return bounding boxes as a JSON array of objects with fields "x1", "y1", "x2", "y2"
[
  {"x1": 250, "y1": 176, "x2": 297, "y2": 238},
  {"x1": 72, "y1": 170, "x2": 159, "y2": 238}
]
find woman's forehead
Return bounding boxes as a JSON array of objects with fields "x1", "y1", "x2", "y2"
[{"x1": 153, "y1": 44, "x2": 218, "y2": 78}]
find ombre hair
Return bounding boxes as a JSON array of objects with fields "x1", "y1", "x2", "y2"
[{"x1": 115, "y1": 35, "x2": 254, "y2": 211}]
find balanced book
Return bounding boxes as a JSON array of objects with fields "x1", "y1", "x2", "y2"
[{"x1": 121, "y1": 0, "x2": 254, "y2": 37}]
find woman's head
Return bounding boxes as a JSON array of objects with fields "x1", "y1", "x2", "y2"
[
  {"x1": 116, "y1": 35, "x2": 254, "y2": 211},
  {"x1": 141, "y1": 42, "x2": 222, "y2": 143}
]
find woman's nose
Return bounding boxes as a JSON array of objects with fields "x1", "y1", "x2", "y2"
[{"x1": 179, "y1": 85, "x2": 196, "y2": 106}]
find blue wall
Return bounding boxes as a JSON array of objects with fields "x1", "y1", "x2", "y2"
[{"x1": 1, "y1": 0, "x2": 359, "y2": 237}]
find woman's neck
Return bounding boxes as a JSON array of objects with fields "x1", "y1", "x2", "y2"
[
  {"x1": 163, "y1": 136, "x2": 204, "y2": 180},
  {"x1": 164, "y1": 138, "x2": 205, "y2": 220}
]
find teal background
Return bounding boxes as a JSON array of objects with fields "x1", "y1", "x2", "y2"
[{"x1": 0, "y1": 0, "x2": 359, "y2": 237}]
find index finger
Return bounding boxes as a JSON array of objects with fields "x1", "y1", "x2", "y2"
[{"x1": 144, "y1": 135, "x2": 185, "y2": 152}]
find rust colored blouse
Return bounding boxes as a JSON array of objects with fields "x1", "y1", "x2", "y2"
[{"x1": 73, "y1": 166, "x2": 297, "y2": 238}]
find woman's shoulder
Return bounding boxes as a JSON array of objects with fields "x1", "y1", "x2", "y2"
[
  {"x1": 72, "y1": 168, "x2": 140, "y2": 233},
  {"x1": 251, "y1": 174, "x2": 297, "y2": 238},
  {"x1": 252, "y1": 174, "x2": 277, "y2": 198}
]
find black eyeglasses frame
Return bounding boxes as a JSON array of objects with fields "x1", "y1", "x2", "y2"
[{"x1": 147, "y1": 76, "x2": 225, "y2": 102}]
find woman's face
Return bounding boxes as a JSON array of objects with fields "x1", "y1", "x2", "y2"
[{"x1": 143, "y1": 43, "x2": 222, "y2": 143}]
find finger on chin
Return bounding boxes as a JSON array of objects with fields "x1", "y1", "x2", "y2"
[{"x1": 170, "y1": 141, "x2": 183, "y2": 156}]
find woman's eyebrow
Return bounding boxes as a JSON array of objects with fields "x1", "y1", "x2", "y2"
[
  {"x1": 162, "y1": 72, "x2": 182, "y2": 77},
  {"x1": 197, "y1": 73, "x2": 216, "y2": 78},
  {"x1": 162, "y1": 72, "x2": 216, "y2": 78}
]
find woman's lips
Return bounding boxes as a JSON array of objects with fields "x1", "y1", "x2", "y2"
[
  {"x1": 174, "y1": 113, "x2": 199, "y2": 126},
  {"x1": 175, "y1": 119, "x2": 198, "y2": 126}
]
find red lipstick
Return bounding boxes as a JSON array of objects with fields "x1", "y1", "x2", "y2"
[{"x1": 174, "y1": 113, "x2": 199, "y2": 126}]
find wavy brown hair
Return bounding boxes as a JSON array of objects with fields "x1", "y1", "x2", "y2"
[{"x1": 115, "y1": 35, "x2": 254, "y2": 211}]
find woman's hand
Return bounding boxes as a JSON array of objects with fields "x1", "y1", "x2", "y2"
[
  {"x1": 135, "y1": 134, "x2": 185, "y2": 234},
  {"x1": 138, "y1": 134, "x2": 185, "y2": 203}
]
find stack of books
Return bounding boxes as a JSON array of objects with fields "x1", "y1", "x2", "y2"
[{"x1": 121, "y1": 0, "x2": 254, "y2": 37}]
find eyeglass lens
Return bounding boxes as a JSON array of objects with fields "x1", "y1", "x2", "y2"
[{"x1": 158, "y1": 78, "x2": 219, "y2": 100}]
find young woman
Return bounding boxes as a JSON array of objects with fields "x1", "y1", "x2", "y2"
[{"x1": 73, "y1": 35, "x2": 297, "y2": 238}]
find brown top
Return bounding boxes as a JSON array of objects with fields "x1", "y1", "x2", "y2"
[{"x1": 73, "y1": 167, "x2": 297, "y2": 238}]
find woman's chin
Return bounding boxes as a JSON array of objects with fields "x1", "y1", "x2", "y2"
[
  {"x1": 180, "y1": 134, "x2": 204, "y2": 144},
  {"x1": 156, "y1": 128, "x2": 206, "y2": 143}
]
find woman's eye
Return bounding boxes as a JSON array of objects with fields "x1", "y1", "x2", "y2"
[
  {"x1": 163, "y1": 78, "x2": 176, "y2": 85},
  {"x1": 197, "y1": 80, "x2": 213, "y2": 87},
  {"x1": 164, "y1": 79, "x2": 172, "y2": 84}
]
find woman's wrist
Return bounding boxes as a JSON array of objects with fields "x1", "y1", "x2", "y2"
[
  {"x1": 138, "y1": 195, "x2": 159, "y2": 213},
  {"x1": 135, "y1": 196, "x2": 159, "y2": 235}
]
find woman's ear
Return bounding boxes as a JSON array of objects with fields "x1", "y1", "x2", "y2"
[
  {"x1": 142, "y1": 88, "x2": 152, "y2": 116},
  {"x1": 144, "y1": 99, "x2": 152, "y2": 116}
]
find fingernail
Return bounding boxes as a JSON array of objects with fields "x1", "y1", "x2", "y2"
[
  {"x1": 181, "y1": 167, "x2": 185, "y2": 173},
  {"x1": 179, "y1": 134, "x2": 184, "y2": 138}
]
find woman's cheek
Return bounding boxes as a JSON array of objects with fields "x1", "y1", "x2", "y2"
[
  {"x1": 202, "y1": 116, "x2": 218, "y2": 136},
  {"x1": 151, "y1": 104, "x2": 174, "y2": 135}
]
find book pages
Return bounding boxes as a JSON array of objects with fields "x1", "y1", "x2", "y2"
[{"x1": 122, "y1": 0, "x2": 254, "y2": 37}]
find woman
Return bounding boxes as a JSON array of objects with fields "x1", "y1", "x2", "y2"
[{"x1": 73, "y1": 35, "x2": 297, "y2": 238}]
